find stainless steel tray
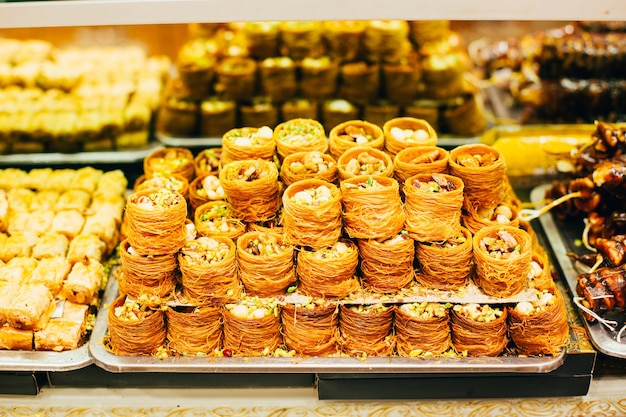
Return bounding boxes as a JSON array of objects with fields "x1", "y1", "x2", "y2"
[
  {"x1": 156, "y1": 133, "x2": 221, "y2": 148},
  {"x1": 0, "y1": 346, "x2": 92, "y2": 372},
  {"x1": 532, "y1": 184, "x2": 626, "y2": 358},
  {"x1": 0, "y1": 142, "x2": 162, "y2": 166},
  {"x1": 90, "y1": 277, "x2": 565, "y2": 374},
  {"x1": 156, "y1": 133, "x2": 480, "y2": 150}
]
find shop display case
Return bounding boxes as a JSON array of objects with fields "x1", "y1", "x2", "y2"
[{"x1": 0, "y1": 1, "x2": 625, "y2": 413}]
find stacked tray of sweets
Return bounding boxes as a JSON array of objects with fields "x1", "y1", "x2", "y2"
[
  {"x1": 0, "y1": 166, "x2": 127, "y2": 371},
  {"x1": 157, "y1": 20, "x2": 489, "y2": 147},
  {"x1": 90, "y1": 118, "x2": 571, "y2": 373}
]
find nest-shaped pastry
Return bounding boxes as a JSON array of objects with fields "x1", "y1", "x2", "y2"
[
  {"x1": 337, "y1": 146, "x2": 393, "y2": 181},
  {"x1": 449, "y1": 144, "x2": 506, "y2": 211},
  {"x1": 143, "y1": 147, "x2": 195, "y2": 182},
  {"x1": 134, "y1": 172, "x2": 189, "y2": 200},
  {"x1": 328, "y1": 119, "x2": 384, "y2": 161},
  {"x1": 166, "y1": 305, "x2": 223, "y2": 356},
  {"x1": 107, "y1": 295, "x2": 167, "y2": 356},
  {"x1": 194, "y1": 148, "x2": 222, "y2": 177},
  {"x1": 450, "y1": 304, "x2": 508, "y2": 357},
  {"x1": 340, "y1": 175, "x2": 405, "y2": 239},
  {"x1": 280, "y1": 150, "x2": 338, "y2": 186},
  {"x1": 462, "y1": 202, "x2": 519, "y2": 235},
  {"x1": 188, "y1": 173, "x2": 224, "y2": 216},
  {"x1": 404, "y1": 173, "x2": 464, "y2": 242},
  {"x1": 528, "y1": 251, "x2": 557, "y2": 292},
  {"x1": 125, "y1": 189, "x2": 188, "y2": 256},
  {"x1": 118, "y1": 239, "x2": 178, "y2": 303},
  {"x1": 281, "y1": 300, "x2": 339, "y2": 356},
  {"x1": 296, "y1": 239, "x2": 361, "y2": 299},
  {"x1": 382, "y1": 117, "x2": 437, "y2": 157},
  {"x1": 507, "y1": 289, "x2": 570, "y2": 356},
  {"x1": 222, "y1": 297, "x2": 282, "y2": 356},
  {"x1": 178, "y1": 236, "x2": 241, "y2": 305},
  {"x1": 338, "y1": 304, "x2": 395, "y2": 357},
  {"x1": 282, "y1": 179, "x2": 342, "y2": 249},
  {"x1": 394, "y1": 303, "x2": 452, "y2": 356},
  {"x1": 236, "y1": 231, "x2": 296, "y2": 297},
  {"x1": 415, "y1": 226, "x2": 473, "y2": 290},
  {"x1": 194, "y1": 200, "x2": 246, "y2": 241},
  {"x1": 219, "y1": 159, "x2": 281, "y2": 223},
  {"x1": 274, "y1": 118, "x2": 328, "y2": 160},
  {"x1": 473, "y1": 225, "x2": 532, "y2": 298},
  {"x1": 358, "y1": 232, "x2": 415, "y2": 293},
  {"x1": 393, "y1": 146, "x2": 449, "y2": 186},
  {"x1": 221, "y1": 126, "x2": 276, "y2": 166}
]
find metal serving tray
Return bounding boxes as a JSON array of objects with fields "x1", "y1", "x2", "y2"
[
  {"x1": 90, "y1": 276, "x2": 565, "y2": 374},
  {"x1": 0, "y1": 142, "x2": 162, "y2": 166},
  {"x1": 0, "y1": 346, "x2": 92, "y2": 372},
  {"x1": 156, "y1": 132, "x2": 480, "y2": 150},
  {"x1": 532, "y1": 184, "x2": 626, "y2": 358}
]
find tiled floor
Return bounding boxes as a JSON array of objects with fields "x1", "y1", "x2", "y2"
[{"x1": 0, "y1": 375, "x2": 624, "y2": 417}]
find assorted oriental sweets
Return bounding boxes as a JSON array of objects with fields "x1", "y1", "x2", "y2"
[{"x1": 102, "y1": 114, "x2": 571, "y2": 360}]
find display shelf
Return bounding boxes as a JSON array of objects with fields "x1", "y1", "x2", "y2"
[{"x1": 0, "y1": 0, "x2": 625, "y2": 29}]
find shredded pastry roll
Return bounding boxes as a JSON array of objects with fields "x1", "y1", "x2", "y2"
[
  {"x1": 281, "y1": 299, "x2": 339, "y2": 356},
  {"x1": 450, "y1": 303, "x2": 508, "y2": 357},
  {"x1": 222, "y1": 297, "x2": 282, "y2": 356},
  {"x1": 394, "y1": 302, "x2": 451, "y2": 356}
]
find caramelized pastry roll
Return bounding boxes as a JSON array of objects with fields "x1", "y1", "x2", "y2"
[
  {"x1": 328, "y1": 119, "x2": 385, "y2": 161},
  {"x1": 50, "y1": 209, "x2": 85, "y2": 239},
  {"x1": 449, "y1": 144, "x2": 507, "y2": 212},
  {"x1": 125, "y1": 189, "x2": 188, "y2": 256},
  {"x1": 508, "y1": 289, "x2": 569, "y2": 356},
  {"x1": 462, "y1": 202, "x2": 519, "y2": 235},
  {"x1": 66, "y1": 234, "x2": 106, "y2": 264},
  {"x1": 0, "y1": 326, "x2": 33, "y2": 351},
  {"x1": 194, "y1": 200, "x2": 246, "y2": 241},
  {"x1": 219, "y1": 159, "x2": 281, "y2": 223},
  {"x1": 107, "y1": 295, "x2": 167, "y2": 356},
  {"x1": 274, "y1": 118, "x2": 328, "y2": 161},
  {"x1": 0, "y1": 231, "x2": 38, "y2": 262},
  {"x1": 143, "y1": 147, "x2": 195, "y2": 182},
  {"x1": 416, "y1": 227, "x2": 473, "y2": 290},
  {"x1": 450, "y1": 304, "x2": 508, "y2": 357},
  {"x1": 34, "y1": 301, "x2": 89, "y2": 351},
  {"x1": 178, "y1": 236, "x2": 241, "y2": 305},
  {"x1": 341, "y1": 175, "x2": 405, "y2": 239},
  {"x1": 473, "y1": 226, "x2": 532, "y2": 298},
  {"x1": 27, "y1": 256, "x2": 71, "y2": 296},
  {"x1": 339, "y1": 304, "x2": 395, "y2": 357},
  {"x1": 393, "y1": 146, "x2": 449, "y2": 187},
  {"x1": 61, "y1": 257, "x2": 105, "y2": 305},
  {"x1": 223, "y1": 297, "x2": 282, "y2": 356},
  {"x1": 297, "y1": 239, "x2": 361, "y2": 299},
  {"x1": 221, "y1": 125, "x2": 276, "y2": 166},
  {"x1": 166, "y1": 305, "x2": 223, "y2": 356},
  {"x1": 337, "y1": 146, "x2": 394, "y2": 181},
  {"x1": 383, "y1": 117, "x2": 438, "y2": 158},
  {"x1": 135, "y1": 172, "x2": 189, "y2": 201},
  {"x1": 118, "y1": 239, "x2": 177, "y2": 303},
  {"x1": 282, "y1": 179, "x2": 342, "y2": 249},
  {"x1": 299, "y1": 57, "x2": 339, "y2": 101},
  {"x1": 358, "y1": 231, "x2": 415, "y2": 293},
  {"x1": 404, "y1": 173, "x2": 464, "y2": 242},
  {"x1": 6, "y1": 283, "x2": 55, "y2": 330},
  {"x1": 31, "y1": 232, "x2": 69, "y2": 259},
  {"x1": 280, "y1": 151, "x2": 338, "y2": 187},
  {"x1": 236, "y1": 231, "x2": 295, "y2": 297},
  {"x1": 72, "y1": 166, "x2": 103, "y2": 194},
  {"x1": 281, "y1": 299, "x2": 339, "y2": 356},
  {"x1": 394, "y1": 302, "x2": 452, "y2": 356},
  {"x1": 54, "y1": 189, "x2": 92, "y2": 212},
  {"x1": 194, "y1": 148, "x2": 222, "y2": 177}
]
